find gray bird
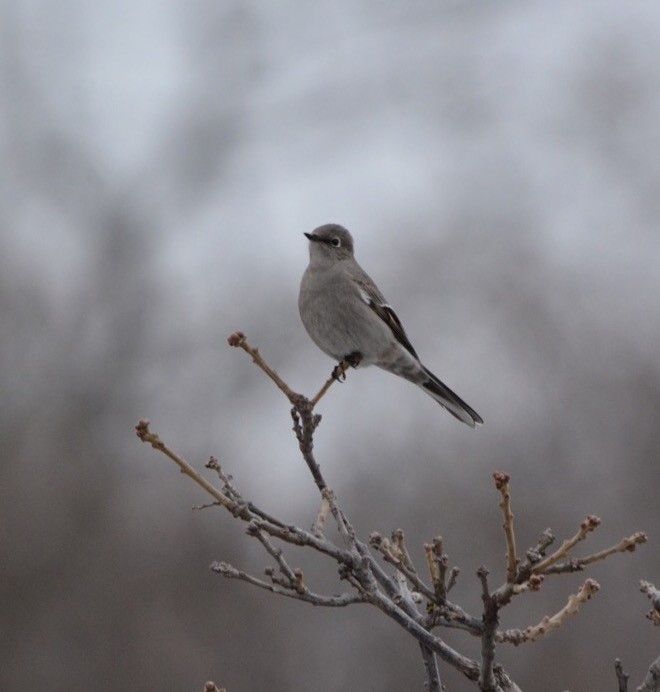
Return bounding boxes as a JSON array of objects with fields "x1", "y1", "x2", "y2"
[{"x1": 298, "y1": 224, "x2": 483, "y2": 427}]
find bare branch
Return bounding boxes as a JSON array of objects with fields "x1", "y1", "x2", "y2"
[
  {"x1": 365, "y1": 587, "x2": 481, "y2": 682},
  {"x1": 615, "y1": 659, "x2": 630, "y2": 692},
  {"x1": 531, "y1": 515, "x2": 601, "y2": 574},
  {"x1": 247, "y1": 522, "x2": 297, "y2": 583},
  {"x1": 419, "y1": 642, "x2": 442, "y2": 692},
  {"x1": 640, "y1": 580, "x2": 660, "y2": 626},
  {"x1": 543, "y1": 532, "x2": 648, "y2": 575},
  {"x1": 616, "y1": 583, "x2": 660, "y2": 692},
  {"x1": 498, "y1": 579, "x2": 600, "y2": 645},
  {"x1": 313, "y1": 494, "x2": 331, "y2": 537},
  {"x1": 227, "y1": 331, "x2": 298, "y2": 402},
  {"x1": 135, "y1": 420, "x2": 233, "y2": 508},
  {"x1": 423, "y1": 540, "x2": 444, "y2": 603},
  {"x1": 493, "y1": 471, "x2": 518, "y2": 583},
  {"x1": 477, "y1": 566, "x2": 498, "y2": 692},
  {"x1": 447, "y1": 566, "x2": 461, "y2": 593},
  {"x1": 211, "y1": 562, "x2": 366, "y2": 607},
  {"x1": 203, "y1": 681, "x2": 226, "y2": 692},
  {"x1": 392, "y1": 528, "x2": 416, "y2": 573},
  {"x1": 370, "y1": 532, "x2": 436, "y2": 602},
  {"x1": 637, "y1": 654, "x2": 660, "y2": 692},
  {"x1": 290, "y1": 402, "x2": 327, "y2": 492}
]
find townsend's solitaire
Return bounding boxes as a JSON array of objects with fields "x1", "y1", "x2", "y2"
[{"x1": 299, "y1": 224, "x2": 483, "y2": 427}]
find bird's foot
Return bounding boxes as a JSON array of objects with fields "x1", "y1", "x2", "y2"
[
  {"x1": 331, "y1": 363, "x2": 348, "y2": 382},
  {"x1": 331, "y1": 351, "x2": 363, "y2": 382}
]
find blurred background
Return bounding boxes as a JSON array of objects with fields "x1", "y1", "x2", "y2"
[{"x1": 2, "y1": 1, "x2": 659, "y2": 690}]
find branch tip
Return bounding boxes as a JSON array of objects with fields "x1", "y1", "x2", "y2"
[
  {"x1": 206, "y1": 456, "x2": 221, "y2": 471},
  {"x1": 640, "y1": 580, "x2": 660, "y2": 626},
  {"x1": 581, "y1": 514, "x2": 601, "y2": 532},
  {"x1": 614, "y1": 659, "x2": 629, "y2": 692},
  {"x1": 492, "y1": 470, "x2": 511, "y2": 490},
  {"x1": 227, "y1": 330, "x2": 246, "y2": 347},
  {"x1": 204, "y1": 681, "x2": 227, "y2": 692}
]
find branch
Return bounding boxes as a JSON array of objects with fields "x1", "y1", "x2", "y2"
[
  {"x1": 640, "y1": 580, "x2": 660, "y2": 626},
  {"x1": 211, "y1": 562, "x2": 365, "y2": 607},
  {"x1": 615, "y1": 659, "x2": 630, "y2": 692},
  {"x1": 227, "y1": 330, "x2": 345, "y2": 409},
  {"x1": 135, "y1": 420, "x2": 233, "y2": 508},
  {"x1": 638, "y1": 654, "x2": 660, "y2": 692},
  {"x1": 203, "y1": 682, "x2": 226, "y2": 692},
  {"x1": 424, "y1": 536, "x2": 459, "y2": 604},
  {"x1": 370, "y1": 531, "x2": 436, "y2": 602},
  {"x1": 365, "y1": 587, "x2": 481, "y2": 682},
  {"x1": 493, "y1": 472, "x2": 518, "y2": 583},
  {"x1": 227, "y1": 331, "x2": 298, "y2": 402},
  {"x1": 248, "y1": 522, "x2": 297, "y2": 584},
  {"x1": 543, "y1": 532, "x2": 647, "y2": 575},
  {"x1": 615, "y1": 581, "x2": 660, "y2": 692},
  {"x1": 498, "y1": 579, "x2": 600, "y2": 645},
  {"x1": 477, "y1": 567, "x2": 498, "y2": 692},
  {"x1": 531, "y1": 515, "x2": 601, "y2": 573},
  {"x1": 419, "y1": 643, "x2": 442, "y2": 692}
]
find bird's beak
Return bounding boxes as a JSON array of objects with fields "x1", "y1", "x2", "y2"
[{"x1": 304, "y1": 232, "x2": 320, "y2": 242}]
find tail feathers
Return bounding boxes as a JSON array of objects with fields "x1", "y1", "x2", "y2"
[{"x1": 420, "y1": 367, "x2": 483, "y2": 428}]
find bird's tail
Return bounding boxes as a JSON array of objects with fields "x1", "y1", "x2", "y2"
[{"x1": 420, "y1": 366, "x2": 483, "y2": 428}]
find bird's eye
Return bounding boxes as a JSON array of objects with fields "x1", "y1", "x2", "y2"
[{"x1": 331, "y1": 237, "x2": 341, "y2": 247}]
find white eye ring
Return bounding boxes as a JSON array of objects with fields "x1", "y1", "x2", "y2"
[{"x1": 331, "y1": 237, "x2": 341, "y2": 247}]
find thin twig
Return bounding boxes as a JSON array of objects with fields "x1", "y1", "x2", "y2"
[
  {"x1": 615, "y1": 659, "x2": 630, "y2": 692},
  {"x1": 248, "y1": 521, "x2": 297, "y2": 583},
  {"x1": 313, "y1": 494, "x2": 331, "y2": 537},
  {"x1": 532, "y1": 515, "x2": 601, "y2": 574},
  {"x1": 370, "y1": 532, "x2": 436, "y2": 602},
  {"x1": 498, "y1": 579, "x2": 600, "y2": 644},
  {"x1": 447, "y1": 566, "x2": 460, "y2": 593},
  {"x1": 543, "y1": 532, "x2": 648, "y2": 575},
  {"x1": 493, "y1": 471, "x2": 518, "y2": 583},
  {"x1": 135, "y1": 420, "x2": 232, "y2": 508},
  {"x1": 392, "y1": 529, "x2": 416, "y2": 573},
  {"x1": 637, "y1": 653, "x2": 660, "y2": 692},
  {"x1": 211, "y1": 562, "x2": 366, "y2": 606},
  {"x1": 203, "y1": 681, "x2": 226, "y2": 692},
  {"x1": 227, "y1": 331, "x2": 298, "y2": 402},
  {"x1": 640, "y1": 580, "x2": 660, "y2": 626}
]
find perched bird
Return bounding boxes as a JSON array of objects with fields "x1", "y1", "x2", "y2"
[{"x1": 298, "y1": 224, "x2": 483, "y2": 428}]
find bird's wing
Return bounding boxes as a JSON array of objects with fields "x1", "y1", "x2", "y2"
[{"x1": 353, "y1": 276, "x2": 419, "y2": 360}]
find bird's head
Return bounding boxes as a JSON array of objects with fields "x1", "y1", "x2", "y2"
[{"x1": 304, "y1": 224, "x2": 355, "y2": 262}]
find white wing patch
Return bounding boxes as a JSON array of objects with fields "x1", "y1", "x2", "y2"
[{"x1": 357, "y1": 286, "x2": 372, "y2": 306}]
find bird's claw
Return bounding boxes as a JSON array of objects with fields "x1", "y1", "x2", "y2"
[{"x1": 331, "y1": 363, "x2": 347, "y2": 382}]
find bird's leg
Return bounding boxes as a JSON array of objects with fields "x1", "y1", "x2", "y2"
[{"x1": 331, "y1": 351, "x2": 363, "y2": 382}]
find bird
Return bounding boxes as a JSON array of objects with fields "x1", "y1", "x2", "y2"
[{"x1": 298, "y1": 223, "x2": 483, "y2": 428}]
